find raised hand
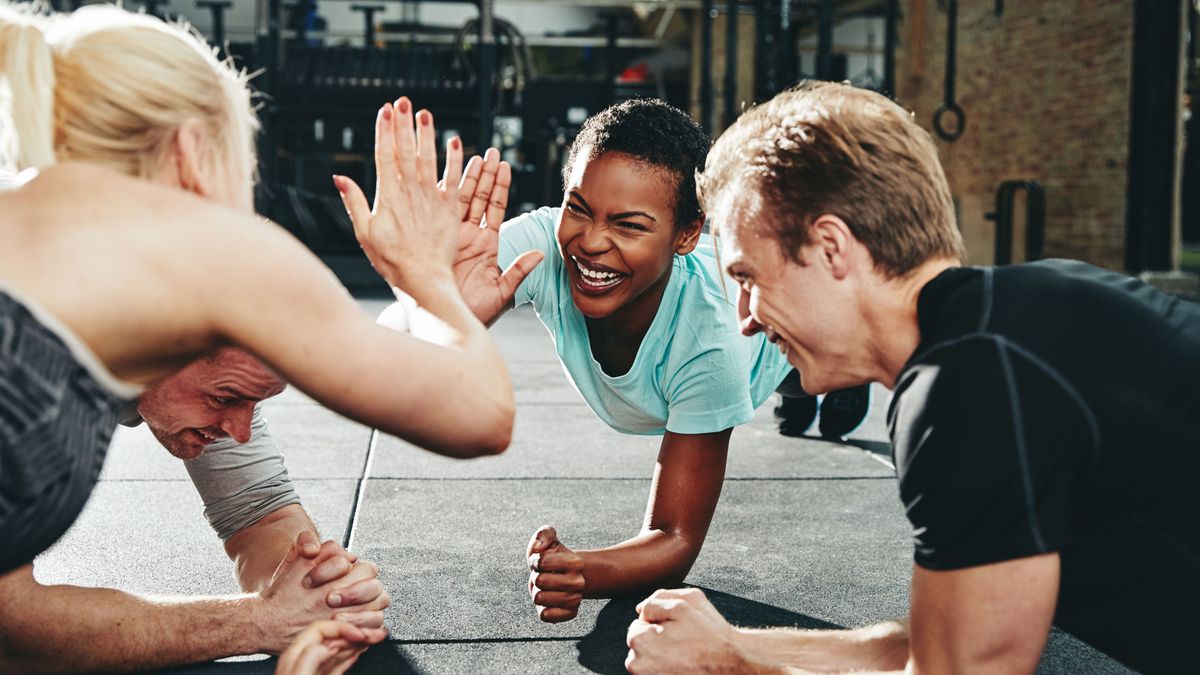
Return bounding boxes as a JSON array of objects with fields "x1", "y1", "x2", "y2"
[
  {"x1": 526, "y1": 525, "x2": 585, "y2": 623},
  {"x1": 334, "y1": 97, "x2": 464, "y2": 298},
  {"x1": 452, "y1": 148, "x2": 543, "y2": 325},
  {"x1": 274, "y1": 620, "x2": 387, "y2": 675}
]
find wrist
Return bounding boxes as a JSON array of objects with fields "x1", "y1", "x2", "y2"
[
  {"x1": 732, "y1": 644, "x2": 789, "y2": 675},
  {"x1": 389, "y1": 264, "x2": 456, "y2": 294},
  {"x1": 240, "y1": 593, "x2": 281, "y2": 655},
  {"x1": 732, "y1": 626, "x2": 754, "y2": 652}
]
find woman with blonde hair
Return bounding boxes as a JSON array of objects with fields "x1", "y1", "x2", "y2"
[{"x1": 0, "y1": 0, "x2": 517, "y2": 600}]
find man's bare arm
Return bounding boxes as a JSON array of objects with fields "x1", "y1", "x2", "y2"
[
  {"x1": 0, "y1": 564, "x2": 268, "y2": 673},
  {"x1": 906, "y1": 554, "x2": 1057, "y2": 674},
  {"x1": 733, "y1": 621, "x2": 910, "y2": 673},
  {"x1": 225, "y1": 504, "x2": 318, "y2": 592},
  {"x1": 629, "y1": 556, "x2": 1058, "y2": 675},
  {"x1": 741, "y1": 556, "x2": 1057, "y2": 674},
  {"x1": 0, "y1": 531, "x2": 389, "y2": 673}
]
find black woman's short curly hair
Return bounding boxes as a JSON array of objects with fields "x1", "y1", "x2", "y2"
[{"x1": 562, "y1": 98, "x2": 711, "y2": 229}]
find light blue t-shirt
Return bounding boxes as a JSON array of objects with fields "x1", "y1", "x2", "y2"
[{"x1": 498, "y1": 207, "x2": 793, "y2": 436}]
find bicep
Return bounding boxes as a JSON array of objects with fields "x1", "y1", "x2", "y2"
[
  {"x1": 644, "y1": 430, "x2": 732, "y2": 545},
  {"x1": 909, "y1": 554, "x2": 1059, "y2": 675}
]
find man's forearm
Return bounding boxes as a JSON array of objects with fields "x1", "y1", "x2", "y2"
[
  {"x1": 735, "y1": 620, "x2": 910, "y2": 674},
  {"x1": 224, "y1": 504, "x2": 318, "y2": 592},
  {"x1": 0, "y1": 577, "x2": 269, "y2": 673}
]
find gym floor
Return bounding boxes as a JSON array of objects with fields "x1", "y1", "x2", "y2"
[{"x1": 35, "y1": 300, "x2": 1131, "y2": 674}]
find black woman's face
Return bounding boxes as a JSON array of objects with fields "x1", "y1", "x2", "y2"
[{"x1": 556, "y1": 151, "x2": 693, "y2": 320}]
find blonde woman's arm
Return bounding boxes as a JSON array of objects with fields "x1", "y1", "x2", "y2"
[{"x1": 205, "y1": 102, "x2": 515, "y2": 457}]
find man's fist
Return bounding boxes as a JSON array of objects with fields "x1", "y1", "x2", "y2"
[
  {"x1": 626, "y1": 588, "x2": 747, "y2": 675},
  {"x1": 526, "y1": 526, "x2": 585, "y2": 623}
]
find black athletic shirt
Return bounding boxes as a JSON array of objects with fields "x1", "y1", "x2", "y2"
[
  {"x1": 0, "y1": 287, "x2": 133, "y2": 573},
  {"x1": 888, "y1": 259, "x2": 1200, "y2": 674}
]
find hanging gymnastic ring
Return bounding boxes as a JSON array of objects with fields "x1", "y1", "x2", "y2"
[{"x1": 933, "y1": 101, "x2": 966, "y2": 141}]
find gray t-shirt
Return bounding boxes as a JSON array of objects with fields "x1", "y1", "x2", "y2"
[{"x1": 121, "y1": 405, "x2": 301, "y2": 541}]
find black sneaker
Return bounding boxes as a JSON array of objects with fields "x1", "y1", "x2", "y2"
[
  {"x1": 818, "y1": 385, "x2": 871, "y2": 440},
  {"x1": 775, "y1": 394, "x2": 818, "y2": 437}
]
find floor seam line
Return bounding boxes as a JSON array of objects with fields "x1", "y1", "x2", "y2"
[{"x1": 344, "y1": 428, "x2": 379, "y2": 550}]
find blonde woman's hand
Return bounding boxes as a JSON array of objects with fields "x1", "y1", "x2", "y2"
[
  {"x1": 335, "y1": 97, "x2": 464, "y2": 295},
  {"x1": 274, "y1": 620, "x2": 388, "y2": 675}
]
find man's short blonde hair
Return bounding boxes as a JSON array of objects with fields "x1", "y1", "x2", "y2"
[{"x1": 698, "y1": 81, "x2": 964, "y2": 278}]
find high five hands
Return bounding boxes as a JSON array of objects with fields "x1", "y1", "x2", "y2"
[
  {"x1": 335, "y1": 97, "x2": 542, "y2": 322},
  {"x1": 335, "y1": 98, "x2": 464, "y2": 297}
]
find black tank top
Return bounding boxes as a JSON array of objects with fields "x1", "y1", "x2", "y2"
[{"x1": 0, "y1": 286, "x2": 138, "y2": 573}]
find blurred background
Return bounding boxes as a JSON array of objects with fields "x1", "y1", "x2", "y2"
[{"x1": 50, "y1": 0, "x2": 1200, "y2": 298}]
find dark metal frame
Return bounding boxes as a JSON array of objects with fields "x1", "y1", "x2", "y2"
[
  {"x1": 1125, "y1": 0, "x2": 1187, "y2": 273},
  {"x1": 986, "y1": 180, "x2": 1045, "y2": 266},
  {"x1": 254, "y1": 0, "x2": 495, "y2": 185}
]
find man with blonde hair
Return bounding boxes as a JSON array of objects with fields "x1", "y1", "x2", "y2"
[{"x1": 625, "y1": 81, "x2": 1199, "y2": 674}]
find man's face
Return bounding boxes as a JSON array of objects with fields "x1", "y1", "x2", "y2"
[
  {"x1": 718, "y1": 200, "x2": 859, "y2": 395},
  {"x1": 137, "y1": 348, "x2": 286, "y2": 459}
]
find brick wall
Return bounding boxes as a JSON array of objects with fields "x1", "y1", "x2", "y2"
[{"x1": 895, "y1": 0, "x2": 1134, "y2": 269}]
